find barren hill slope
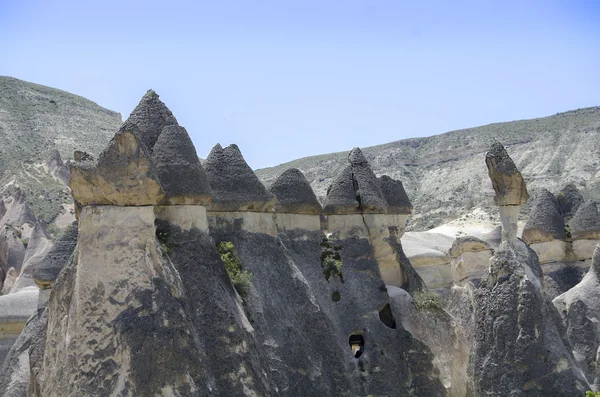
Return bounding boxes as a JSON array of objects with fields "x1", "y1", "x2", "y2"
[
  {"x1": 0, "y1": 76, "x2": 121, "y2": 224},
  {"x1": 256, "y1": 107, "x2": 600, "y2": 230}
]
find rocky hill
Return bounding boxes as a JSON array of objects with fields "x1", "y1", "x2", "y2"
[
  {"x1": 256, "y1": 107, "x2": 600, "y2": 230},
  {"x1": 0, "y1": 76, "x2": 121, "y2": 224}
]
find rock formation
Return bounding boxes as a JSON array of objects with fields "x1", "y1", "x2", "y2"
[
  {"x1": 9, "y1": 222, "x2": 52, "y2": 293},
  {"x1": 45, "y1": 150, "x2": 70, "y2": 185},
  {"x1": 0, "y1": 92, "x2": 448, "y2": 397},
  {"x1": 378, "y1": 175, "x2": 412, "y2": 215},
  {"x1": 557, "y1": 183, "x2": 584, "y2": 222},
  {"x1": 485, "y1": 142, "x2": 529, "y2": 241},
  {"x1": 467, "y1": 141, "x2": 588, "y2": 395},
  {"x1": 205, "y1": 144, "x2": 276, "y2": 212},
  {"x1": 323, "y1": 147, "x2": 388, "y2": 214},
  {"x1": 449, "y1": 236, "x2": 493, "y2": 285},
  {"x1": 269, "y1": 168, "x2": 322, "y2": 214},
  {"x1": 554, "y1": 245, "x2": 600, "y2": 389},
  {"x1": 522, "y1": 189, "x2": 568, "y2": 264}
]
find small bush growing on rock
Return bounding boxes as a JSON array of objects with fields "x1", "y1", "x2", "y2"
[
  {"x1": 320, "y1": 238, "x2": 344, "y2": 282},
  {"x1": 217, "y1": 241, "x2": 252, "y2": 297},
  {"x1": 413, "y1": 290, "x2": 443, "y2": 311},
  {"x1": 585, "y1": 391, "x2": 600, "y2": 397}
]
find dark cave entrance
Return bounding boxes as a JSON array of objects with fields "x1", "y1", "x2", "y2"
[
  {"x1": 378, "y1": 303, "x2": 397, "y2": 329},
  {"x1": 349, "y1": 334, "x2": 365, "y2": 358}
]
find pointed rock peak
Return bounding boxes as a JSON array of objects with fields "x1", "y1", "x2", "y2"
[
  {"x1": 207, "y1": 143, "x2": 224, "y2": 160},
  {"x1": 485, "y1": 141, "x2": 528, "y2": 206},
  {"x1": 570, "y1": 201, "x2": 600, "y2": 240},
  {"x1": 348, "y1": 147, "x2": 368, "y2": 165},
  {"x1": 557, "y1": 183, "x2": 583, "y2": 221},
  {"x1": 378, "y1": 175, "x2": 412, "y2": 215},
  {"x1": 270, "y1": 168, "x2": 322, "y2": 214},
  {"x1": 152, "y1": 125, "x2": 213, "y2": 205},
  {"x1": 522, "y1": 189, "x2": 565, "y2": 244},
  {"x1": 70, "y1": 128, "x2": 165, "y2": 206},
  {"x1": 123, "y1": 89, "x2": 178, "y2": 152},
  {"x1": 30, "y1": 220, "x2": 51, "y2": 242},
  {"x1": 204, "y1": 143, "x2": 275, "y2": 211}
]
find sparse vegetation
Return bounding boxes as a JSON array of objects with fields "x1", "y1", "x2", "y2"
[
  {"x1": 156, "y1": 231, "x2": 170, "y2": 254},
  {"x1": 320, "y1": 238, "x2": 343, "y2": 282},
  {"x1": 585, "y1": 391, "x2": 600, "y2": 397},
  {"x1": 413, "y1": 290, "x2": 443, "y2": 311},
  {"x1": 217, "y1": 241, "x2": 252, "y2": 297}
]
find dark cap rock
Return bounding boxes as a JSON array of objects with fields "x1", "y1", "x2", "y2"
[
  {"x1": 123, "y1": 90, "x2": 178, "y2": 152},
  {"x1": 204, "y1": 144, "x2": 275, "y2": 212},
  {"x1": 323, "y1": 147, "x2": 387, "y2": 214},
  {"x1": 557, "y1": 183, "x2": 583, "y2": 221},
  {"x1": 570, "y1": 201, "x2": 600, "y2": 240},
  {"x1": 269, "y1": 168, "x2": 322, "y2": 214},
  {"x1": 522, "y1": 189, "x2": 566, "y2": 244},
  {"x1": 152, "y1": 125, "x2": 213, "y2": 205},
  {"x1": 485, "y1": 142, "x2": 529, "y2": 206},
  {"x1": 378, "y1": 175, "x2": 412, "y2": 215}
]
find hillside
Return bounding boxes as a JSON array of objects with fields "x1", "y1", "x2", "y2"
[
  {"x1": 0, "y1": 76, "x2": 121, "y2": 224},
  {"x1": 256, "y1": 107, "x2": 600, "y2": 230}
]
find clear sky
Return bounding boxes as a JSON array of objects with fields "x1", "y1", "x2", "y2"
[{"x1": 1, "y1": 1, "x2": 599, "y2": 169}]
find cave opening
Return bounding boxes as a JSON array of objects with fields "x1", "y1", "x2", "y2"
[
  {"x1": 378, "y1": 303, "x2": 397, "y2": 329},
  {"x1": 349, "y1": 334, "x2": 365, "y2": 358}
]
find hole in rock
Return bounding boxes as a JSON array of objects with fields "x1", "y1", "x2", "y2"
[
  {"x1": 349, "y1": 334, "x2": 365, "y2": 358},
  {"x1": 378, "y1": 303, "x2": 396, "y2": 329}
]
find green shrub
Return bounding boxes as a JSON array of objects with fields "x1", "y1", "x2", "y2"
[
  {"x1": 585, "y1": 391, "x2": 600, "y2": 397},
  {"x1": 320, "y1": 238, "x2": 344, "y2": 282},
  {"x1": 217, "y1": 241, "x2": 252, "y2": 297},
  {"x1": 413, "y1": 290, "x2": 443, "y2": 311}
]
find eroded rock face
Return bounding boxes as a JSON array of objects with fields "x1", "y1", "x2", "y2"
[
  {"x1": 10, "y1": 222, "x2": 53, "y2": 293},
  {"x1": 45, "y1": 150, "x2": 70, "y2": 185},
  {"x1": 269, "y1": 168, "x2": 322, "y2": 214},
  {"x1": 204, "y1": 144, "x2": 276, "y2": 212},
  {"x1": 378, "y1": 175, "x2": 412, "y2": 215},
  {"x1": 473, "y1": 240, "x2": 588, "y2": 396},
  {"x1": 522, "y1": 189, "x2": 566, "y2": 244},
  {"x1": 323, "y1": 148, "x2": 388, "y2": 214},
  {"x1": 449, "y1": 236, "x2": 493, "y2": 285},
  {"x1": 485, "y1": 142, "x2": 529, "y2": 206},
  {"x1": 70, "y1": 127, "x2": 166, "y2": 206},
  {"x1": 571, "y1": 201, "x2": 600, "y2": 240},
  {"x1": 33, "y1": 221, "x2": 77, "y2": 289},
  {"x1": 557, "y1": 183, "x2": 584, "y2": 222},
  {"x1": 123, "y1": 89, "x2": 178, "y2": 152},
  {"x1": 553, "y1": 246, "x2": 600, "y2": 387},
  {"x1": 152, "y1": 125, "x2": 213, "y2": 205}
]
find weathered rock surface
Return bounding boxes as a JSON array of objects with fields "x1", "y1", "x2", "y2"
[
  {"x1": 553, "y1": 246, "x2": 600, "y2": 388},
  {"x1": 32, "y1": 221, "x2": 77, "y2": 288},
  {"x1": 45, "y1": 150, "x2": 70, "y2": 185},
  {"x1": 449, "y1": 236, "x2": 493, "y2": 284},
  {"x1": 205, "y1": 144, "x2": 276, "y2": 212},
  {"x1": 152, "y1": 125, "x2": 213, "y2": 205},
  {"x1": 10, "y1": 222, "x2": 53, "y2": 293},
  {"x1": 473, "y1": 240, "x2": 588, "y2": 396},
  {"x1": 522, "y1": 189, "x2": 566, "y2": 243},
  {"x1": 485, "y1": 142, "x2": 529, "y2": 207},
  {"x1": 70, "y1": 127, "x2": 166, "y2": 206},
  {"x1": 269, "y1": 168, "x2": 322, "y2": 214},
  {"x1": 323, "y1": 147, "x2": 388, "y2": 214},
  {"x1": 123, "y1": 89, "x2": 178, "y2": 152},
  {"x1": 557, "y1": 183, "x2": 584, "y2": 222},
  {"x1": 571, "y1": 201, "x2": 600, "y2": 240},
  {"x1": 378, "y1": 175, "x2": 412, "y2": 214}
]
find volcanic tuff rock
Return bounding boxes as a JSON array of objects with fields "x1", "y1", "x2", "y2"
[
  {"x1": 485, "y1": 142, "x2": 529, "y2": 206},
  {"x1": 323, "y1": 147, "x2": 388, "y2": 214},
  {"x1": 123, "y1": 89, "x2": 178, "y2": 151},
  {"x1": 269, "y1": 168, "x2": 322, "y2": 214},
  {"x1": 557, "y1": 183, "x2": 584, "y2": 221},
  {"x1": 152, "y1": 125, "x2": 213, "y2": 205},
  {"x1": 553, "y1": 246, "x2": 600, "y2": 388},
  {"x1": 9, "y1": 221, "x2": 52, "y2": 293},
  {"x1": 32, "y1": 221, "x2": 77, "y2": 288},
  {"x1": 378, "y1": 175, "x2": 412, "y2": 214},
  {"x1": 522, "y1": 189, "x2": 566, "y2": 243},
  {"x1": 571, "y1": 201, "x2": 600, "y2": 240},
  {"x1": 204, "y1": 144, "x2": 276, "y2": 212}
]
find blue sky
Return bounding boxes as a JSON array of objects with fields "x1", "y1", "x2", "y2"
[{"x1": 1, "y1": 1, "x2": 599, "y2": 169}]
